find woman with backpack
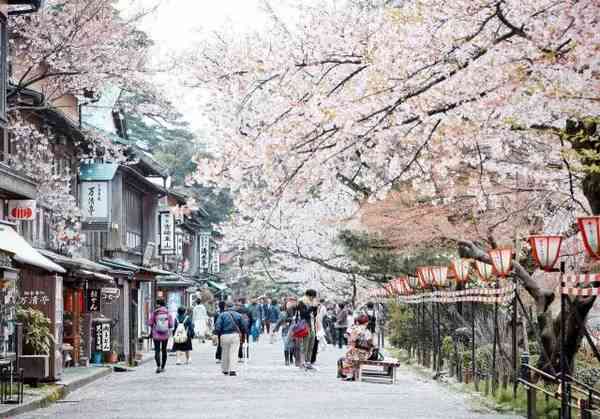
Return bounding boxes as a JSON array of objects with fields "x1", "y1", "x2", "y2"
[
  {"x1": 148, "y1": 299, "x2": 174, "y2": 373},
  {"x1": 173, "y1": 306, "x2": 194, "y2": 365}
]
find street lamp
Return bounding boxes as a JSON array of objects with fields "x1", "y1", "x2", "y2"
[
  {"x1": 577, "y1": 216, "x2": 600, "y2": 260},
  {"x1": 529, "y1": 235, "x2": 563, "y2": 271}
]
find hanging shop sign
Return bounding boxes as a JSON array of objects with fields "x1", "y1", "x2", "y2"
[
  {"x1": 175, "y1": 231, "x2": 183, "y2": 257},
  {"x1": 142, "y1": 242, "x2": 156, "y2": 267},
  {"x1": 158, "y1": 211, "x2": 175, "y2": 255},
  {"x1": 87, "y1": 289, "x2": 101, "y2": 312},
  {"x1": 101, "y1": 287, "x2": 120, "y2": 304},
  {"x1": 94, "y1": 322, "x2": 111, "y2": 352},
  {"x1": 7, "y1": 200, "x2": 36, "y2": 221},
  {"x1": 210, "y1": 249, "x2": 220, "y2": 274},
  {"x1": 80, "y1": 182, "x2": 110, "y2": 221}
]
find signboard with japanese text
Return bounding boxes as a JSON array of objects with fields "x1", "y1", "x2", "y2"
[
  {"x1": 142, "y1": 242, "x2": 156, "y2": 267},
  {"x1": 101, "y1": 287, "x2": 120, "y2": 304},
  {"x1": 94, "y1": 322, "x2": 111, "y2": 352},
  {"x1": 7, "y1": 200, "x2": 36, "y2": 221},
  {"x1": 87, "y1": 289, "x2": 101, "y2": 312},
  {"x1": 159, "y1": 211, "x2": 175, "y2": 255},
  {"x1": 210, "y1": 249, "x2": 220, "y2": 274},
  {"x1": 80, "y1": 182, "x2": 109, "y2": 221},
  {"x1": 199, "y1": 232, "x2": 210, "y2": 269},
  {"x1": 176, "y1": 232, "x2": 183, "y2": 257}
]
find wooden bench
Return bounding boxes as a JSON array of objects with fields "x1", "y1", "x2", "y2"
[{"x1": 354, "y1": 359, "x2": 400, "y2": 384}]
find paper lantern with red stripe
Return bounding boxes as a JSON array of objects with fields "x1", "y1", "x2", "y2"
[
  {"x1": 430, "y1": 266, "x2": 449, "y2": 288},
  {"x1": 475, "y1": 260, "x2": 494, "y2": 282},
  {"x1": 488, "y1": 248, "x2": 513, "y2": 278},
  {"x1": 528, "y1": 235, "x2": 563, "y2": 271},
  {"x1": 450, "y1": 259, "x2": 471, "y2": 283},
  {"x1": 578, "y1": 217, "x2": 600, "y2": 260}
]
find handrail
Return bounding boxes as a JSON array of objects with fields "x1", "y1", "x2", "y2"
[
  {"x1": 523, "y1": 364, "x2": 559, "y2": 382},
  {"x1": 566, "y1": 374, "x2": 600, "y2": 397}
]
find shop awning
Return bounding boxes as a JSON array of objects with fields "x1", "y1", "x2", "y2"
[
  {"x1": 99, "y1": 258, "x2": 174, "y2": 276},
  {"x1": 79, "y1": 270, "x2": 114, "y2": 282},
  {"x1": 0, "y1": 223, "x2": 65, "y2": 273},
  {"x1": 38, "y1": 249, "x2": 113, "y2": 274},
  {"x1": 207, "y1": 280, "x2": 228, "y2": 291}
]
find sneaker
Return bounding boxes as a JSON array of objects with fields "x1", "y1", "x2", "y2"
[
  {"x1": 229, "y1": 371, "x2": 237, "y2": 376},
  {"x1": 160, "y1": 367, "x2": 165, "y2": 372},
  {"x1": 156, "y1": 367, "x2": 161, "y2": 374},
  {"x1": 223, "y1": 371, "x2": 229, "y2": 375}
]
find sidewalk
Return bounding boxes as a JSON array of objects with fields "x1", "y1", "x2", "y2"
[{"x1": 0, "y1": 351, "x2": 154, "y2": 418}]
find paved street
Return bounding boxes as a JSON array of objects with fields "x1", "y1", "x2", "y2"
[{"x1": 17, "y1": 339, "x2": 521, "y2": 419}]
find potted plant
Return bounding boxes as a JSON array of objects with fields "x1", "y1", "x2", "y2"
[
  {"x1": 105, "y1": 339, "x2": 120, "y2": 363},
  {"x1": 16, "y1": 307, "x2": 53, "y2": 382}
]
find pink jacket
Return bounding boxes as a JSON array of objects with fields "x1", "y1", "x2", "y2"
[{"x1": 148, "y1": 306, "x2": 173, "y2": 341}]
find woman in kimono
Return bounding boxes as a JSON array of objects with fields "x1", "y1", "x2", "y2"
[
  {"x1": 193, "y1": 298, "x2": 209, "y2": 342},
  {"x1": 337, "y1": 314, "x2": 374, "y2": 380}
]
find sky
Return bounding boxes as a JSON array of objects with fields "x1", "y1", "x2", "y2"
[{"x1": 118, "y1": 0, "x2": 277, "y2": 134}]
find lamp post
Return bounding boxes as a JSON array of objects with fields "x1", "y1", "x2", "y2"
[
  {"x1": 408, "y1": 275, "x2": 421, "y2": 364},
  {"x1": 417, "y1": 267, "x2": 434, "y2": 367},
  {"x1": 488, "y1": 248, "x2": 514, "y2": 396},
  {"x1": 431, "y1": 266, "x2": 448, "y2": 373},
  {"x1": 529, "y1": 234, "x2": 566, "y2": 418},
  {"x1": 451, "y1": 259, "x2": 473, "y2": 385}
]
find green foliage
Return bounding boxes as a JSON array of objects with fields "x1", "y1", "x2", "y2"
[
  {"x1": 122, "y1": 100, "x2": 234, "y2": 227},
  {"x1": 338, "y1": 229, "x2": 452, "y2": 279},
  {"x1": 441, "y1": 335, "x2": 454, "y2": 359},
  {"x1": 17, "y1": 307, "x2": 54, "y2": 355},
  {"x1": 388, "y1": 302, "x2": 417, "y2": 348}
]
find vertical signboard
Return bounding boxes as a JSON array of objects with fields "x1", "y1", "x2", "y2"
[
  {"x1": 158, "y1": 211, "x2": 175, "y2": 255},
  {"x1": 210, "y1": 248, "x2": 220, "y2": 274},
  {"x1": 176, "y1": 232, "x2": 183, "y2": 257},
  {"x1": 80, "y1": 182, "x2": 109, "y2": 220},
  {"x1": 87, "y1": 289, "x2": 101, "y2": 312},
  {"x1": 199, "y1": 232, "x2": 210, "y2": 269}
]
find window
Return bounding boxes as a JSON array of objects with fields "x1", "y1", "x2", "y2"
[{"x1": 123, "y1": 184, "x2": 143, "y2": 253}]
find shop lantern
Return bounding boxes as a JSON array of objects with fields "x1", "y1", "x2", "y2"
[
  {"x1": 430, "y1": 266, "x2": 449, "y2": 288},
  {"x1": 475, "y1": 260, "x2": 494, "y2": 281},
  {"x1": 578, "y1": 216, "x2": 600, "y2": 259},
  {"x1": 416, "y1": 266, "x2": 433, "y2": 288},
  {"x1": 488, "y1": 248, "x2": 513, "y2": 278},
  {"x1": 450, "y1": 259, "x2": 471, "y2": 283},
  {"x1": 528, "y1": 235, "x2": 563, "y2": 271},
  {"x1": 384, "y1": 283, "x2": 394, "y2": 296},
  {"x1": 408, "y1": 276, "x2": 419, "y2": 290}
]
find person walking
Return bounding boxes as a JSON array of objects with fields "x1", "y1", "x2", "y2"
[
  {"x1": 214, "y1": 302, "x2": 248, "y2": 376},
  {"x1": 335, "y1": 303, "x2": 349, "y2": 349},
  {"x1": 148, "y1": 299, "x2": 173, "y2": 373},
  {"x1": 214, "y1": 301, "x2": 226, "y2": 363},
  {"x1": 311, "y1": 298, "x2": 328, "y2": 364},
  {"x1": 235, "y1": 298, "x2": 252, "y2": 361},
  {"x1": 192, "y1": 298, "x2": 209, "y2": 343},
  {"x1": 267, "y1": 299, "x2": 280, "y2": 343},
  {"x1": 173, "y1": 306, "x2": 194, "y2": 365},
  {"x1": 247, "y1": 299, "x2": 261, "y2": 342},
  {"x1": 273, "y1": 301, "x2": 296, "y2": 365},
  {"x1": 293, "y1": 289, "x2": 318, "y2": 370}
]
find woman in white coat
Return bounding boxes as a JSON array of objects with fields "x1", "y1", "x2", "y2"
[{"x1": 193, "y1": 299, "x2": 209, "y2": 342}]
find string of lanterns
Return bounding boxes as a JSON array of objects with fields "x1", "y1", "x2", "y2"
[{"x1": 367, "y1": 216, "x2": 600, "y2": 299}]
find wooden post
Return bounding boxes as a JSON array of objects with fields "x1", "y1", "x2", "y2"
[{"x1": 73, "y1": 288, "x2": 81, "y2": 365}]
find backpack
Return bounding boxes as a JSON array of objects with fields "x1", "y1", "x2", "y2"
[
  {"x1": 154, "y1": 311, "x2": 170, "y2": 334},
  {"x1": 174, "y1": 316, "x2": 189, "y2": 343}
]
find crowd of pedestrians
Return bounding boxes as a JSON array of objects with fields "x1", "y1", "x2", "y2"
[{"x1": 147, "y1": 291, "x2": 387, "y2": 378}]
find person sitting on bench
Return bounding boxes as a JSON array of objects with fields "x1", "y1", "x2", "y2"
[{"x1": 337, "y1": 314, "x2": 375, "y2": 381}]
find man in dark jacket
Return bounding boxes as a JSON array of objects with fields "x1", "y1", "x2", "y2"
[
  {"x1": 235, "y1": 298, "x2": 253, "y2": 361},
  {"x1": 215, "y1": 302, "x2": 248, "y2": 376}
]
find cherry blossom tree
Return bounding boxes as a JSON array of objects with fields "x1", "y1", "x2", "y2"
[{"x1": 190, "y1": 0, "x2": 600, "y2": 375}]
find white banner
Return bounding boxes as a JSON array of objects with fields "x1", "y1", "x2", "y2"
[
  {"x1": 80, "y1": 182, "x2": 109, "y2": 220},
  {"x1": 210, "y1": 248, "x2": 220, "y2": 274}
]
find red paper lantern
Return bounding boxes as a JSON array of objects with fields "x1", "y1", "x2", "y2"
[
  {"x1": 488, "y1": 248, "x2": 513, "y2": 278},
  {"x1": 450, "y1": 259, "x2": 471, "y2": 283},
  {"x1": 416, "y1": 267, "x2": 433, "y2": 288},
  {"x1": 408, "y1": 276, "x2": 419, "y2": 290},
  {"x1": 475, "y1": 260, "x2": 494, "y2": 282},
  {"x1": 528, "y1": 235, "x2": 563, "y2": 271},
  {"x1": 578, "y1": 217, "x2": 600, "y2": 259},
  {"x1": 430, "y1": 266, "x2": 449, "y2": 287}
]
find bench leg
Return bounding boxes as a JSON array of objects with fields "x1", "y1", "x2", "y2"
[{"x1": 392, "y1": 367, "x2": 398, "y2": 384}]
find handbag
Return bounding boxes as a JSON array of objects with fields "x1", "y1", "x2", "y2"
[{"x1": 291, "y1": 319, "x2": 309, "y2": 338}]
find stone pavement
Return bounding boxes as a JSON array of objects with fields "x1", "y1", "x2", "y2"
[{"x1": 15, "y1": 338, "x2": 522, "y2": 419}]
